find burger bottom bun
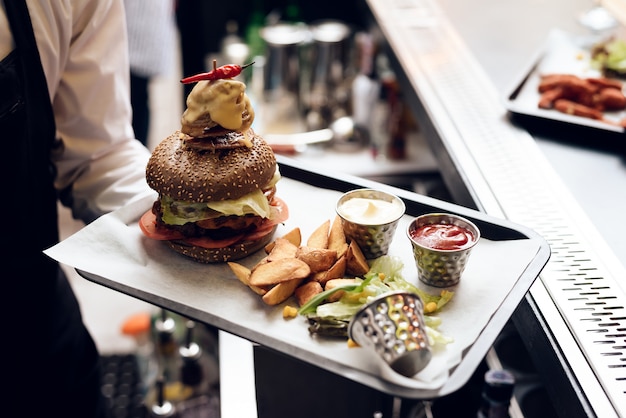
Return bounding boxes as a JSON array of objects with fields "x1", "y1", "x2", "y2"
[{"x1": 165, "y1": 225, "x2": 278, "y2": 263}]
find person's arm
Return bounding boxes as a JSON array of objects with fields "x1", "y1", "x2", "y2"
[{"x1": 29, "y1": 0, "x2": 153, "y2": 223}]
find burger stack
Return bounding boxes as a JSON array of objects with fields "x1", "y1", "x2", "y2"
[{"x1": 139, "y1": 64, "x2": 288, "y2": 263}]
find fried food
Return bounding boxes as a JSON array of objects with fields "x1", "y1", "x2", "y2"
[
  {"x1": 227, "y1": 261, "x2": 267, "y2": 295},
  {"x1": 262, "y1": 277, "x2": 307, "y2": 306},
  {"x1": 537, "y1": 73, "x2": 626, "y2": 122},
  {"x1": 249, "y1": 258, "x2": 311, "y2": 286},
  {"x1": 328, "y1": 215, "x2": 348, "y2": 258},
  {"x1": 307, "y1": 220, "x2": 330, "y2": 249},
  {"x1": 538, "y1": 87, "x2": 565, "y2": 109},
  {"x1": 345, "y1": 240, "x2": 370, "y2": 276},
  {"x1": 266, "y1": 238, "x2": 299, "y2": 262},
  {"x1": 325, "y1": 278, "x2": 358, "y2": 302},
  {"x1": 227, "y1": 218, "x2": 370, "y2": 309},
  {"x1": 265, "y1": 227, "x2": 302, "y2": 253},
  {"x1": 295, "y1": 281, "x2": 323, "y2": 306},
  {"x1": 312, "y1": 256, "x2": 347, "y2": 286},
  {"x1": 597, "y1": 87, "x2": 626, "y2": 110},
  {"x1": 296, "y1": 246, "x2": 337, "y2": 273},
  {"x1": 554, "y1": 99, "x2": 604, "y2": 120}
]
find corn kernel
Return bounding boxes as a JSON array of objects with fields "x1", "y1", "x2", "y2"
[
  {"x1": 283, "y1": 305, "x2": 298, "y2": 319},
  {"x1": 425, "y1": 301, "x2": 438, "y2": 313},
  {"x1": 347, "y1": 338, "x2": 360, "y2": 348}
]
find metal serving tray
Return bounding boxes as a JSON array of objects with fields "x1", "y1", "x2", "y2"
[{"x1": 47, "y1": 155, "x2": 550, "y2": 399}]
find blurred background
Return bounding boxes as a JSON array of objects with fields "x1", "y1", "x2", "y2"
[{"x1": 60, "y1": 0, "x2": 626, "y2": 417}]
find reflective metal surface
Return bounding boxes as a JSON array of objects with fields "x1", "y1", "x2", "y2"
[{"x1": 367, "y1": 0, "x2": 626, "y2": 415}]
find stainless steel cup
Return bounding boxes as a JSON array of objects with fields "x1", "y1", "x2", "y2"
[
  {"x1": 260, "y1": 23, "x2": 310, "y2": 101},
  {"x1": 336, "y1": 189, "x2": 405, "y2": 259},
  {"x1": 407, "y1": 213, "x2": 480, "y2": 287},
  {"x1": 348, "y1": 291, "x2": 432, "y2": 377},
  {"x1": 300, "y1": 20, "x2": 354, "y2": 130}
]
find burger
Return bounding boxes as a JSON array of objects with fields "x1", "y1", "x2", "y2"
[{"x1": 139, "y1": 67, "x2": 288, "y2": 263}]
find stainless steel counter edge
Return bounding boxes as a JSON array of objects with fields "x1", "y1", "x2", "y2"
[{"x1": 367, "y1": 0, "x2": 626, "y2": 416}]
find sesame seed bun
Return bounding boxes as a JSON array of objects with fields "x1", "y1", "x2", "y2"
[
  {"x1": 146, "y1": 130, "x2": 277, "y2": 202},
  {"x1": 165, "y1": 225, "x2": 277, "y2": 263},
  {"x1": 140, "y1": 129, "x2": 286, "y2": 264}
]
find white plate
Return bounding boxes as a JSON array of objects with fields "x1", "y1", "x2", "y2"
[{"x1": 505, "y1": 29, "x2": 626, "y2": 133}]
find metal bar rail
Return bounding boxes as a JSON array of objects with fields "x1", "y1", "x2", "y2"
[{"x1": 366, "y1": 0, "x2": 626, "y2": 416}]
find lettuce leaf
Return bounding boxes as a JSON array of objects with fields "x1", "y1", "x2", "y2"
[
  {"x1": 300, "y1": 255, "x2": 455, "y2": 345},
  {"x1": 591, "y1": 39, "x2": 626, "y2": 73},
  {"x1": 161, "y1": 189, "x2": 271, "y2": 225}
]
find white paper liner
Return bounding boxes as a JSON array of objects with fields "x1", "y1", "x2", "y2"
[{"x1": 46, "y1": 177, "x2": 541, "y2": 391}]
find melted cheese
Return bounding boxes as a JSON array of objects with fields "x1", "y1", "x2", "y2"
[{"x1": 182, "y1": 79, "x2": 254, "y2": 131}]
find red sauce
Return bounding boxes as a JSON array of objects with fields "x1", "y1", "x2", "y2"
[{"x1": 411, "y1": 223, "x2": 475, "y2": 251}]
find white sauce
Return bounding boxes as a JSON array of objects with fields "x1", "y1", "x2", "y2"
[{"x1": 338, "y1": 197, "x2": 404, "y2": 225}]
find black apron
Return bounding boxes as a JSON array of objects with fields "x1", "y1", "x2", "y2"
[{"x1": 1, "y1": 1, "x2": 106, "y2": 416}]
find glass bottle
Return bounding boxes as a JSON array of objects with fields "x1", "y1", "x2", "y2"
[
  {"x1": 154, "y1": 309, "x2": 181, "y2": 390},
  {"x1": 351, "y1": 31, "x2": 380, "y2": 151},
  {"x1": 245, "y1": 0, "x2": 266, "y2": 62},
  {"x1": 120, "y1": 311, "x2": 158, "y2": 396},
  {"x1": 179, "y1": 320, "x2": 205, "y2": 394},
  {"x1": 147, "y1": 376, "x2": 178, "y2": 418},
  {"x1": 477, "y1": 369, "x2": 515, "y2": 418}
]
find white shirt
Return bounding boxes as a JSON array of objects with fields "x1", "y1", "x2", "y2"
[
  {"x1": 124, "y1": 0, "x2": 177, "y2": 78},
  {"x1": 0, "y1": 0, "x2": 154, "y2": 223}
]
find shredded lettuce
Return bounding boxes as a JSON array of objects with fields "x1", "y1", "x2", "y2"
[
  {"x1": 591, "y1": 39, "x2": 626, "y2": 73},
  {"x1": 160, "y1": 168, "x2": 282, "y2": 225},
  {"x1": 425, "y1": 321, "x2": 454, "y2": 346},
  {"x1": 298, "y1": 255, "x2": 455, "y2": 345},
  {"x1": 161, "y1": 189, "x2": 271, "y2": 225},
  {"x1": 299, "y1": 255, "x2": 454, "y2": 316}
]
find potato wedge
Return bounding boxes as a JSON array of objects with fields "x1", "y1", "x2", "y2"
[
  {"x1": 325, "y1": 278, "x2": 357, "y2": 302},
  {"x1": 262, "y1": 277, "x2": 306, "y2": 306},
  {"x1": 267, "y1": 238, "x2": 299, "y2": 262},
  {"x1": 328, "y1": 215, "x2": 348, "y2": 258},
  {"x1": 326, "y1": 255, "x2": 347, "y2": 280},
  {"x1": 308, "y1": 270, "x2": 326, "y2": 283},
  {"x1": 307, "y1": 219, "x2": 330, "y2": 249},
  {"x1": 345, "y1": 240, "x2": 369, "y2": 276},
  {"x1": 227, "y1": 262, "x2": 267, "y2": 295},
  {"x1": 313, "y1": 255, "x2": 347, "y2": 286},
  {"x1": 249, "y1": 258, "x2": 311, "y2": 287},
  {"x1": 296, "y1": 246, "x2": 337, "y2": 273},
  {"x1": 227, "y1": 261, "x2": 251, "y2": 284},
  {"x1": 294, "y1": 280, "x2": 323, "y2": 306},
  {"x1": 265, "y1": 227, "x2": 302, "y2": 253}
]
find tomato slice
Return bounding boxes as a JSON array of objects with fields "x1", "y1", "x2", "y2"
[
  {"x1": 139, "y1": 196, "x2": 289, "y2": 249},
  {"x1": 139, "y1": 211, "x2": 185, "y2": 240},
  {"x1": 244, "y1": 221, "x2": 277, "y2": 242},
  {"x1": 184, "y1": 234, "x2": 245, "y2": 249},
  {"x1": 269, "y1": 197, "x2": 289, "y2": 225},
  {"x1": 240, "y1": 197, "x2": 288, "y2": 242}
]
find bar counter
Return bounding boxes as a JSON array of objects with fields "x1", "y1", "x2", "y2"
[{"x1": 366, "y1": 0, "x2": 626, "y2": 416}]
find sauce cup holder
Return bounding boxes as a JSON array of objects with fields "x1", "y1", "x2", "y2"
[
  {"x1": 407, "y1": 213, "x2": 480, "y2": 287},
  {"x1": 348, "y1": 291, "x2": 432, "y2": 377},
  {"x1": 336, "y1": 188, "x2": 405, "y2": 259}
]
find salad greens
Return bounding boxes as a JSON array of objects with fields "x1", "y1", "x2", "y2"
[
  {"x1": 591, "y1": 38, "x2": 626, "y2": 76},
  {"x1": 298, "y1": 255, "x2": 454, "y2": 345},
  {"x1": 161, "y1": 189, "x2": 271, "y2": 225}
]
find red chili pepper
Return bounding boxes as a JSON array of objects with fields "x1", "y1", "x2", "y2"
[{"x1": 180, "y1": 60, "x2": 254, "y2": 84}]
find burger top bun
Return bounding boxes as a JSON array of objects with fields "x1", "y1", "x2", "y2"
[{"x1": 146, "y1": 131, "x2": 277, "y2": 203}]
